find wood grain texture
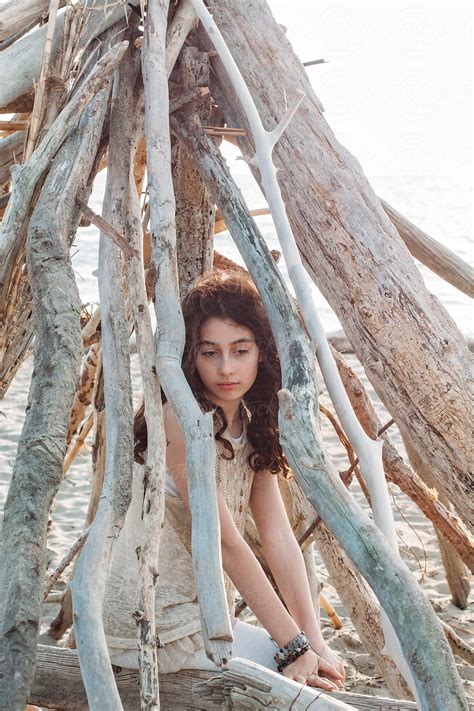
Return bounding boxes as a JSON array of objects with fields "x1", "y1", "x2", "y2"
[{"x1": 30, "y1": 645, "x2": 418, "y2": 710}]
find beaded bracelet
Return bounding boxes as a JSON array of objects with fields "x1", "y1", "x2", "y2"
[{"x1": 274, "y1": 631, "x2": 311, "y2": 672}]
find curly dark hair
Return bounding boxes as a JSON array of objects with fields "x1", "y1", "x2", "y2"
[{"x1": 134, "y1": 270, "x2": 290, "y2": 477}]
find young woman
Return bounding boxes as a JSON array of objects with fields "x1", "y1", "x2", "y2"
[{"x1": 103, "y1": 271, "x2": 345, "y2": 691}]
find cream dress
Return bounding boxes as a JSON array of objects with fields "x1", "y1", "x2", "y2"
[{"x1": 103, "y1": 403, "x2": 255, "y2": 672}]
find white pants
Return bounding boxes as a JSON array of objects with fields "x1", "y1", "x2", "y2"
[
  {"x1": 181, "y1": 620, "x2": 278, "y2": 672},
  {"x1": 109, "y1": 620, "x2": 278, "y2": 673}
]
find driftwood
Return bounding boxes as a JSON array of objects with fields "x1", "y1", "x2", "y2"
[
  {"x1": 172, "y1": 44, "x2": 214, "y2": 297},
  {"x1": 0, "y1": 40, "x2": 128, "y2": 294},
  {"x1": 196, "y1": 658, "x2": 355, "y2": 709},
  {"x1": 403, "y1": 440, "x2": 471, "y2": 609},
  {"x1": 0, "y1": 131, "x2": 25, "y2": 185},
  {"x1": 315, "y1": 524, "x2": 412, "y2": 701},
  {"x1": 107, "y1": 26, "x2": 164, "y2": 707},
  {"x1": 66, "y1": 342, "x2": 100, "y2": 445},
  {"x1": 0, "y1": 41, "x2": 128, "y2": 404},
  {"x1": 0, "y1": 3, "x2": 199, "y2": 402},
  {"x1": 0, "y1": 0, "x2": 66, "y2": 44},
  {"x1": 44, "y1": 527, "x2": 90, "y2": 600},
  {"x1": 202, "y1": 0, "x2": 473, "y2": 534},
  {"x1": 381, "y1": 199, "x2": 474, "y2": 298},
  {"x1": 70, "y1": 28, "x2": 136, "y2": 709},
  {"x1": 142, "y1": 0, "x2": 232, "y2": 667},
  {"x1": 332, "y1": 349, "x2": 474, "y2": 574},
  {"x1": 172, "y1": 112, "x2": 468, "y2": 709},
  {"x1": 48, "y1": 361, "x2": 106, "y2": 642},
  {"x1": 24, "y1": 0, "x2": 61, "y2": 161},
  {"x1": 29, "y1": 644, "x2": 419, "y2": 710},
  {"x1": 278, "y1": 475, "x2": 410, "y2": 700},
  {"x1": 0, "y1": 96, "x2": 100, "y2": 708},
  {"x1": 0, "y1": 1, "x2": 139, "y2": 110},
  {"x1": 193, "y1": 6, "x2": 430, "y2": 695}
]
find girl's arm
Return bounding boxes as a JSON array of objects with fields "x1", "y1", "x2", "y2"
[{"x1": 249, "y1": 468, "x2": 345, "y2": 677}]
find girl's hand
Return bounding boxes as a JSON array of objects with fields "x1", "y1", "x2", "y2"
[
  {"x1": 282, "y1": 648, "x2": 344, "y2": 691},
  {"x1": 316, "y1": 644, "x2": 346, "y2": 687}
]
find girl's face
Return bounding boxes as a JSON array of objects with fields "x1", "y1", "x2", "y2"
[{"x1": 196, "y1": 317, "x2": 261, "y2": 409}]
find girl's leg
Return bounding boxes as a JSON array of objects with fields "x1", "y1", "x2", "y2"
[{"x1": 180, "y1": 620, "x2": 278, "y2": 672}]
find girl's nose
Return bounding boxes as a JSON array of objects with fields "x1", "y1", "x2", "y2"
[{"x1": 218, "y1": 356, "x2": 234, "y2": 375}]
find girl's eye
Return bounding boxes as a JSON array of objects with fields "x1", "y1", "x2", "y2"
[
  {"x1": 201, "y1": 351, "x2": 216, "y2": 357},
  {"x1": 235, "y1": 349, "x2": 249, "y2": 355}
]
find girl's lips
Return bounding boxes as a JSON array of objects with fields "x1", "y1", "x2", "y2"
[{"x1": 217, "y1": 382, "x2": 238, "y2": 388}]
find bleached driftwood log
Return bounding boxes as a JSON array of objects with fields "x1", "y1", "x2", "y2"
[
  {"x1": 278, "y1": 474, "x2": 410, "y2": 699},
  {"x1": 104, "y1": 27, "x2": 164, "y2": 707},
  {"x1": 29, "y1": 644, "x2": 419, "y2": 710},
  {"x1": 70, "y1": 37, "x2": 136, "y2": 710},
  {"x1": 0, "y1": 91, "x2": 110, "y2": 711},
  {"x1": 332, "y1": 349, "x2": 474, "y2": 574},
  {"x1": 198, "y1": 658, "x2": 356, "y2": 710},
  {"x1": 172, "y1": 113, "x2": 468, "y2": 709},
  {"x1": 381, "y1": 199, "x2": 474, "y2": 298},
  {"x1": 142, "y1": 0, "x2": 232, "y2": 665},
  {"x1": 203, "y1": 0, "x2": 473, "y2": 533},
  {"x1": 315, "y1": 524, "x2": 412, "y2": 700},
  {"x1": 0, "y1": 1, "x2": 138, "y2": 109}
]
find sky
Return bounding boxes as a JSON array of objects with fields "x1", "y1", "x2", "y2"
[{"x1": 266, "y1": 1, "x2": 472, "y2": 177}]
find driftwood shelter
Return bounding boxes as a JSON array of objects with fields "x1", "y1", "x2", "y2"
[{"x1": 0, "y1": 0, "x2": 472, "y2": 709}]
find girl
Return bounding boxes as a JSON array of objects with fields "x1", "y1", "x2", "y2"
[{"x1": 103, "y1": 271, "x2": 345, "y2": 691}]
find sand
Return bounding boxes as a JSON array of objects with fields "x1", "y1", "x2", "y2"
[{"x1": 1, "y1": 349, "x2": 472, "y2": 708}]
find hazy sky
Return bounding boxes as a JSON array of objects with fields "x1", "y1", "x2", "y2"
[{"x1": 267, "y1": 1, "x2": 472, "y2": 177}]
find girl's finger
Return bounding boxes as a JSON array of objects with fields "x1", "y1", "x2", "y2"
[
  {"x1": 307, "y1": 674, "x2": 339, "y2": 692},
  {"x1": 318, "y1": 657, "x2": 344, "y2": 680}
]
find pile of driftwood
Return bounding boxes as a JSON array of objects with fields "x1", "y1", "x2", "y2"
[{"x1": 0, "y1": 1, "x2": 472, "y2": 710}]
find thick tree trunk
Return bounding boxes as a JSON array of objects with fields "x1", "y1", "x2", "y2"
[
  {"x1": 202, "y1": 0, "x2": 473, "y2": 532},
  {"x1": 0, "y1": 88, "x2": 109, "y2": 709}
]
